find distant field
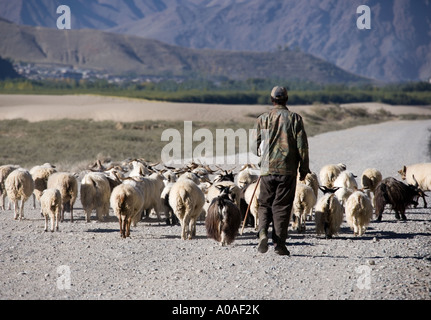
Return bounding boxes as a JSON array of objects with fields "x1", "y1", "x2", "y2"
[
  {"x1": 1, "y1": 79, "x2": 431, "y2": 105},
  {"x1": 1, "y1": 94, "x2": 430, "y2": 170}
]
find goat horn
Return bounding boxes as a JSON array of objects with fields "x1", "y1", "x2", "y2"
[
  {"x1": 111, "y1": 171, "x2": 122, "y2": 182},
  {"x1": 412, "y1": 174, "x2": 419, "y2": 187}
]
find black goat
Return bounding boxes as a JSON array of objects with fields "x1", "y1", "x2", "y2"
[
  {"x1": 374, "y1": 177, "x2": 421, "y2": 221},
  {"x1": 205, "y1": 185, "x2": 241, "y2": 246},
  {"x1": 213, "y1": 169, "x2": 235, "y2": 183}
]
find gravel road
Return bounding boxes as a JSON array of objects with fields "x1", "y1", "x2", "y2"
[{"x1": 0, "y1": 119, "x2": 430, "y2": 302}]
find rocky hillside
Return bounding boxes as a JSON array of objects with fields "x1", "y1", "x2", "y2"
[
  {"x1": 0, "y1": 18, "x2": 367, "y2": 84},
  {"x1": 0, "y1": 0, "x2": 430, "y2": 82}
]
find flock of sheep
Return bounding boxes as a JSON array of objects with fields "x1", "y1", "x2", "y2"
[{"x1": 0, "y1": 159, "x2": 429, "y2": 244}]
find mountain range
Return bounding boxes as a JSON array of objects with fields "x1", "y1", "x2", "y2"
[
  {"x1": 0, "y1": 0, "x2": 430, "y2": 82},
  {"x1": 0, "y1": 17, "x2": 367, "y2": 84}
]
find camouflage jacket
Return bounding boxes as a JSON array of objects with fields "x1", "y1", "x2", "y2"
[{"x1": 251, "y1": 104, "x2": 310, "y2": 176}]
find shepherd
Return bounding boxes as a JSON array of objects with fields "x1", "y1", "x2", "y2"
[{"x1": 250, "y1": 86, "x2": 310, "y2": 255}]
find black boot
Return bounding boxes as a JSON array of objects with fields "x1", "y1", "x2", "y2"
[
  {"x1": 274, "y1": 241, "x2": 290, "y2": 256},
  {"x1": 257, "y1": 229, "x2": 268, "y2": 254}
]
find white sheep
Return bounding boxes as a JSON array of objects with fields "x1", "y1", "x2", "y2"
[
  {"x1": 80, "y1": 172, "x2": 111, "y2": 222},
  {"x1": 40, "y1": 188, "x2": 62, "y2": 232},
  {"x1": 160, "y1": 178, "x2": 177, "y2": 225},
  {"x1": 178, "y1": 171, "x2": 201, "y2": 184},
  {"x1": 161, "y1": 171, "x2": 207, "y2": 225},
  {"x1": 345, "y1": 190, "x2": 373, "y2": 236},
  {"x1": 236, "y1": 165, "x2": 258, "y2": 189},
  {"x1": 5, "y1": 168, "x2": 35, "y2": 220},
  {"x1": 314, "y1": 191, "x2": 344, "y2": 239},
  {"x1": 162, "y1": 169, "x2": 177, "y2": 186},
  {"x1": 297, "y1": 172, "x2": 319, "y2": 198},
  {"x1": 101, "y1": 168, "x2": 123, "y2": 191},
  {"x1": 0, "y1": 164, "x2": 20, "y2": 210},
  {"x1": 243, "y1": 181, "x2": 260, "y2": 231},
  {"x1": 128, "y1": 160, "x2": 150, "y2": 177},
  {"x1": 361, "y1": 168, "x2": 382, "y2": 206},
  {"x1": 398, "y1": 163, "x2": 431, "y2": 207},
  {"x1": 29, "y1": 163, "x2": 57, "y2": 211},
  {"x1": 168, "y1": 175, "x2": 205, "y2": 240},
  {"x1": 110, "y1": 183, "x2": 145, "y2": 238},
  {"x1": 319, "y1": 163, "x2": 346, "y2": 188},
  {"x1": 291, "y1": 183, "x2": 317, "y2": 232},
  {"x1": 47, "y1": 172, "x2": 78, "y2": 222},
  {"x1": 123, "y1": 172, "x2": 165, "y2": 224},
  {"x1": 331, "y1": 170, "x2": 357, "y2": 210},
  {"x1": 361, "y1": 168, "x2": 383, "y2": 192},
  {"x1": 333, "y1": 170, "x2": 358, "y2": 190},
  {"x1": 334, "y1": 187, "x2": 354, "y2": 209}
]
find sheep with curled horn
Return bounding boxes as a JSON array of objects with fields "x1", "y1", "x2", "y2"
[{"x1": 205, "y1": 185, "x2": 241, "y2": 246}]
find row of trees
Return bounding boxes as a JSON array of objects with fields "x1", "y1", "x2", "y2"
[{"x1": 1, "y1": 78, "x2": 430, "y2": 105}]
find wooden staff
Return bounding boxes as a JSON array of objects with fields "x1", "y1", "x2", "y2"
[{"x1": 240, "y1": 176, "x2": 261, "y2": 235}]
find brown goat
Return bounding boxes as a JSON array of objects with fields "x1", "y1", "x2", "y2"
[
  {"x1": 205, "y1": 185, "x2": 241, "y2": 246},
  {"x1": 374, "y1": 177, "x2": 421, "y2": 221}
]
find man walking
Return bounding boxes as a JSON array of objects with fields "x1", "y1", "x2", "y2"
[{"x1": 251, "y1": 86, "x2": 310, "y2": 255}]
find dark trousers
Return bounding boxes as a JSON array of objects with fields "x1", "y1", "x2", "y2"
[{"x1": 257, "y1": 174, "x2": 297, "y2": 245}]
